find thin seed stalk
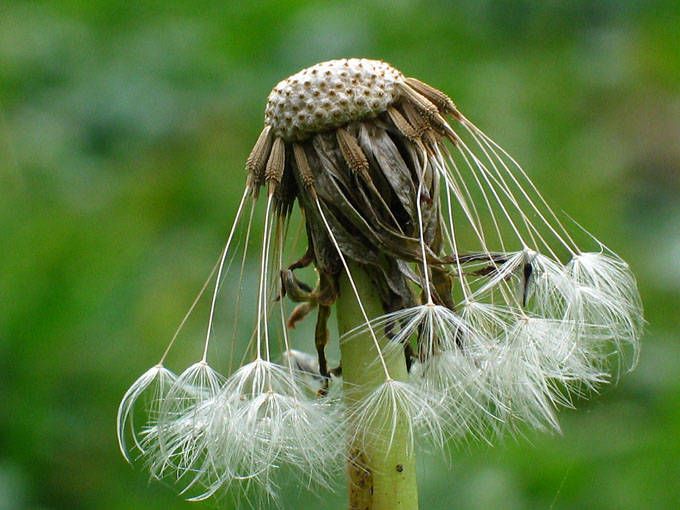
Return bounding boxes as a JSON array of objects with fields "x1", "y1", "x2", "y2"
[{"x1": 337, "y1": 262, "x2": 418, "y2": 510}]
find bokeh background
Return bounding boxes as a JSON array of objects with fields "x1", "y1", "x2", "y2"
[{"x1": 1, "y1": 0, "x2": 679, "y2": 509}]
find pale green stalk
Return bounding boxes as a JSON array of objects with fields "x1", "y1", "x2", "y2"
[{"x1": 337, "y1": 262, "x2": 418, "y2": 510}]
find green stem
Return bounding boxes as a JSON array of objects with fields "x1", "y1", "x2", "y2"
[{"x1": 336, "y1": 262, "x2": 418, "y2": 510}]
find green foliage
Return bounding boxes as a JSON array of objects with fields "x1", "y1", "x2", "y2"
[{"x1": 1, "y1": 1, "x2": 678, "y2": 508}]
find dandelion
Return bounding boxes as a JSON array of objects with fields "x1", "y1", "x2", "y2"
[{"x1": 117, "y1": 58, "x2": 643, "y2": 508}]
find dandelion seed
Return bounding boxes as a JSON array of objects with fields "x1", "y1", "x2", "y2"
[
  {"x1": 410, "y1": 351, "x2": 491, "y2": 441},
  {"x1": 222, "y1": 359, "x2": 343, "y2": 489},
  {"x1": 116, "y1": 364, "x2": 177, "y2": 462},
  {"x1": 564, "y1": 252, "x2": 643, "y2": 371},
  {"x1": 146, "y1": 362, "x2": 226, "y2": 492},
  {"x1": 346, "y1": 379, "x2": 448, "y2": 455}
]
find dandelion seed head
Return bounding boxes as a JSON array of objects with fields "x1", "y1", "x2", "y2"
[{"x1": 119, "y1": 56, "x2": 644, "y2": 504}]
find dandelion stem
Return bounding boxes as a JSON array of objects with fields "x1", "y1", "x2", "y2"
[{"x1": 337, "y1": 262, "x2": 419, "y2": 510}]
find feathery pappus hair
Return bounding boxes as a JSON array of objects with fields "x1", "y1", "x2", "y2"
[{"x1": 117, "y1": 58, "x2": 643, "y2": 503}]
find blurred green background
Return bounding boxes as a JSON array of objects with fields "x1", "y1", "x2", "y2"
[{"x1": 1, "y1": 0, "x2": 679, "y2": 508}]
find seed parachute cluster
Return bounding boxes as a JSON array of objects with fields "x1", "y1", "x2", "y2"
[{"x1": 117, "y1": 58, "x2": 643, "y2": 503}]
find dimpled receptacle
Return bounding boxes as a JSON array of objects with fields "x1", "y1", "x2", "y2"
[{"x1": 264, "y1": 58, "x2": 404, "y2": 141}]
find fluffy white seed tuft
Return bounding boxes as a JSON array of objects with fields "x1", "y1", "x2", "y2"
[
  {"x1": 116, "y1": 364, "x2": 177, "y2": 463},
  {"x1": 410, "y1": 351, "x2": 491, "y2": 442},
  {"x1": 346, "y1": 379, "x2": 449, "y2": 455},
  {"x1": 564, "y1": 252, "x2": 643, "y2": 372},
  {"x1": 144, "y1": 362, "x2": 227, "y2": 497},
  {"x1": 132, "y1": 359, "x2": 343, "y2": 502},
  {"x1": 220, "y1": 360, "x2": 343, "y2": 489}
]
